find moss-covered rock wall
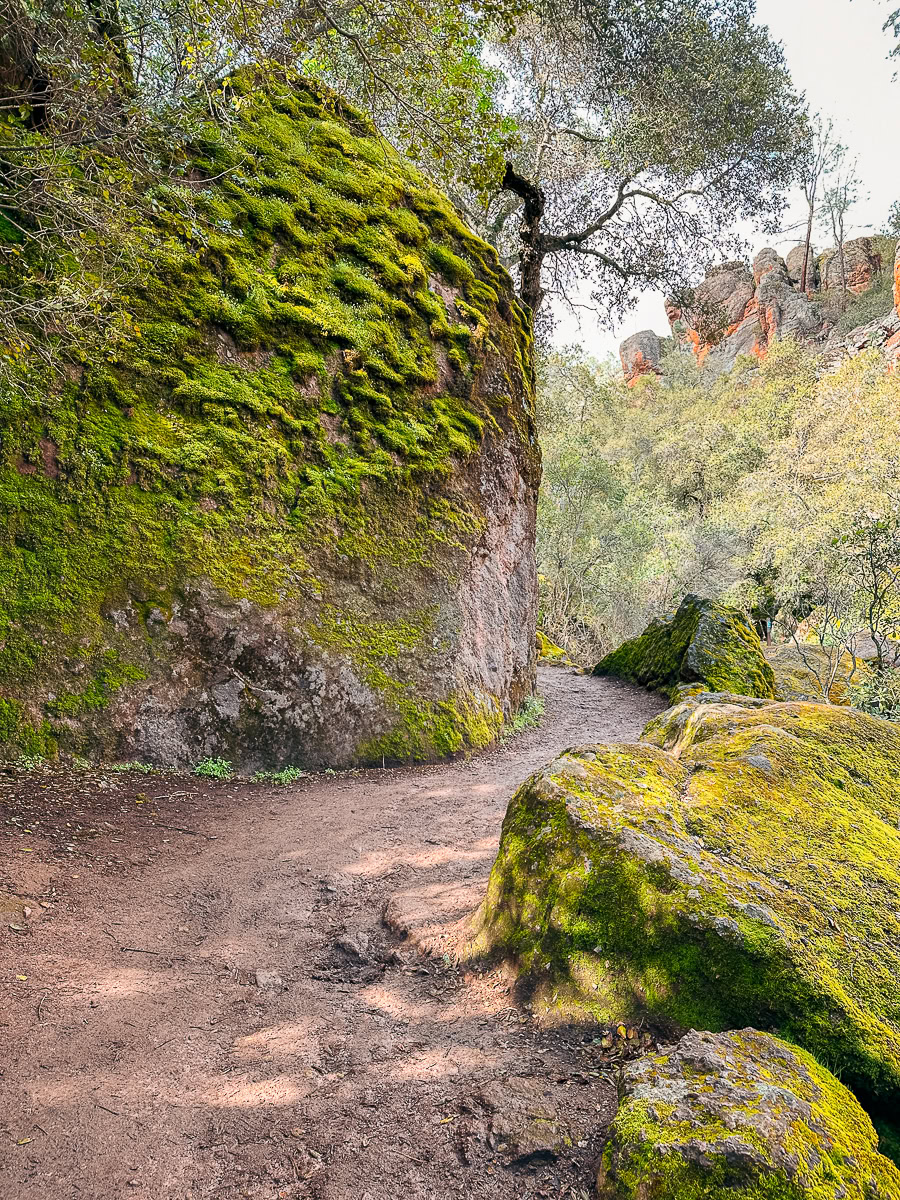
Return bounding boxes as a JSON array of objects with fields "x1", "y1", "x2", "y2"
[{"x1": 0, "y1": 77, "x2": 539, "y2": 768}]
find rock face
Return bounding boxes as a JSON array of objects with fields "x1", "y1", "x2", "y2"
[
  {"x1": 618, "y1": 330, "x2": 662, "y2": 385},
  {"x1": 597, "y1": 1029, "x2": 900, "y2": 1200},
  {"x1": 667, "y1": 263, "x2": 756, "y2": 365},
  {"x1": 592, "y1": 595, "x2": 775, "y2": 701},
  {"x1": 475, "y1": 695, "x2": 900, "y2": 1110},
  {"x1": 755, "y1": 254, "x2": 824, "y2": 348},
  {"x1": 651, "y1": 236, "x2": 900, "y2": 380},
  {"x1": 764, "y1": 643, "x2": 862, "y2": 703},
  {"x1": 786, "y1": 242, "x2": 818, "y2": 290},
  {"x1": 0, "y1": 77, "x2": 539, "y2": 769},
  {"x1": 821, "y1": 236, "x2": 883, "y2": 294}
]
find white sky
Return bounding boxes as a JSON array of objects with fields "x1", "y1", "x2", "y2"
[{"x1": 553, "y1": 0, "x2": 900, "y2": 360}]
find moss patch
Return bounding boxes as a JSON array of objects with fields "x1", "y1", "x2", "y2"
[
  {"x1": 474, "y1": 695, "x2": 900, "y2": 1114},
  {"x1": 593, "y1": 595, "x2": 775, "y2": 701},
  {"x1": 598, "y1": 1028, "x2": 900, "y2": 1199}
]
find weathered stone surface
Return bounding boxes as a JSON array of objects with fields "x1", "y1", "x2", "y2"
[
  {"x1": 751, "y1": 246, "x2": 785, "y2": 284},
  {"x1": 668, "y1": 263, "x2": 756, "y2": 364},
  {"x1": 764, "y1": 642, "x2": 863, "y2": 703},
  {"x1": 478, "y1": 1077, "x2": 571, "y2": 1164},
  {"x1": 786, "y1": 241, "x2": 818, "y2": 290},
  {"x1": 619, "y1": 330, "x2": 662, "y2": 385},
  {"x1": 593, "y1": 595, "x2": 775, "y2": 701},
  {"x1": 755, "y1": 260, "x2": 824, "y2": 347},
  {"x1": 821, "y1": 236, "x2": 883, "y2": 294},
  {"x1": 0, "y1": 78, "x2": 539, "y2": 770},
  {"x1": 596, "y1": 1029, "x2": 900, "y2": 1199},
  {"x1": 474, "y1": 696, "x2": 900, "y2": 1110}
]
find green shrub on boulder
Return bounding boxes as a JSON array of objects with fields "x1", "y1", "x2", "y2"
[
  {"x1": 593, "y1": 595, "x2": 775, "y2": 701},
  {"x1": 474, "y1": 695, "x2": 900, "y2": 1112},
  {"x1": 597, "y1": 1028, "x2": 900, "y2": 1199}
]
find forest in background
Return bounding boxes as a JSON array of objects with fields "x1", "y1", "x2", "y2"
[{"x1": 537, "y1": 241, "x2": 900, "y2": 713}]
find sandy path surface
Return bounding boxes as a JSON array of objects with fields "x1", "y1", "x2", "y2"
[{"x1": 0, "y1": 667, "x2": 663, "y2": 1200}]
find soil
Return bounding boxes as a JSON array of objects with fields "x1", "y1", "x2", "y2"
[{"x1": 0, "y1": 667, "x2": 664, "y2": 1200}]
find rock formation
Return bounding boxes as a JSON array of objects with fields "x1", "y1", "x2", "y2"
[
  {"x1": 474, "y1": 693, "x2": 900, "y2": 1112},
  {"x1": 619, "y1": 330, "x2": 662, "y2": 384},
  {"x1": 786, "y1": 241, "x2": 818, "y2": 290},
  {"x1": 0, "y1": 77, "x2": 539, "y2": 769},
  {"x1": 820, "y1": 235, "x2": 883, "y2": 293},
  {"x1": 597, "y1": 1029, "x2": 900, "y2": 1199},
  {"x1": 625, "y1": 234, "x2": 900, "y2": 379},
  {"x1": 592, "y1": 595, "x2": 775, "y2": 700},
  {"x1": 667, "y1": 262, "x2": 756, "y2": 365}
]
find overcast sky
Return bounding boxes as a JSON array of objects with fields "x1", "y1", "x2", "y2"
[{"x1": 554, "y1": 0, "x2": 900, "y2": 359}]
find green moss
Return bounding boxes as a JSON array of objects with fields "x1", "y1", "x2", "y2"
[
  {"x1": 599, "y1": 1029, "x2": 900, "y2": 1199},
  {"x1": 594, "y1": 594, "x2": 775, "y2": 700},
  {"x1": 536, "y1": 630, "x2": 571, "y2": 665},
  {"x1": 358, "y1": 690, "x2": 504, "y2": 764},
  {"x1": 0, "y1": 71, "x2": 536, "y2": 762},
  {"x1": 46, "y1": 656, "x2": 147, "y2": 718},
  {"x1": 474, "y1": 697, "x2": 900, "y2": 1116},
  {"x1": 0, "y1": 696, "x2": 56, "y2": 759}
]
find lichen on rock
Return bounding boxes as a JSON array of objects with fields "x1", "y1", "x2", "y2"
[
  {"x1": 473, "y1": 695, "x2": 900, "y2": 1115},
  {"x1": 597, "y1": 1028, "x2": 900, "y2": 1199},
  {"x1": 0, "y1": 74, "x2": 539, "y2": 769},
  {"x1": 592, "y1": 595, "x2": 775, "y2": 701}
]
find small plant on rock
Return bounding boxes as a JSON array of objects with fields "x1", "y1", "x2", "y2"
[{"x1": 194, "y1": 757, "x2": 234, "y2": 781}]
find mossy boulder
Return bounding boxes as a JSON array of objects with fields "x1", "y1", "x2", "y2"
[
  {"x1": 0, "y1": 75, "x2": 539, "y2": 769},
  {"x1": 537, "y1": 630, "x2": 573, "y2": 666},
  {"x1": 597, "y1": 1028, "x2": 900, "y2": 1199},
  {"x1": 474, "y1": 695, "x2": 900, "y2": 1114},
  {"x1": 593, "y1": 596, "x2": 775, "y2": 701}
]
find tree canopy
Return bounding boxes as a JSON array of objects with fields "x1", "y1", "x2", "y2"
[
  {"x1": 0, "y1": 0, "x2": 810, "y2": 380},
  {"x1": 477, "y1": 0, "x2": 808, "y2": 320}
]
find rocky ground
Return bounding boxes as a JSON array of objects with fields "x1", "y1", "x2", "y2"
[{"x1": 0, "y1": 667, "x2": 663, "y2": 1200}]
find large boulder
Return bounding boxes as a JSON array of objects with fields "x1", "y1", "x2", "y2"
[
  {"x1": 0, "y1": 77, "x2": 539, "y2": 769},
  {"x1": 667, "y1": 263, "x2": 756, "y2": 365},
  {"x1": 619, "y1": 330, "x2": 662, "y2": 385},
  {"x1": 821, "y1": 236, "x2": 884, "y2": 294},
  {"x1": 755, "y1": 258, "x2": 824, "y2": 347},
  {"x1": 597, "y1": 1029, "x2": 900, "y2": 1199},
  {"x1": 593, "y1": 596, "x2": 775, "y2": 700},
  {"x1": 786, "y1": 242, "x2": 819, "y2": 290},
  {"x1": 751, "y1": 246, "x2": 785, "y2": 284},
  {"x1": 474, "y1": 696, "x2": 900, "y2": 1109}
]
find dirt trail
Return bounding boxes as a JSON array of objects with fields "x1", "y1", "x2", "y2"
[{"x1": 0, "y1": 668, "x2": 663, "y2": 1200}]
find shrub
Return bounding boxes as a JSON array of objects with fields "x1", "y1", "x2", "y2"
[
  {"x1": 849, "y1": 667, "x2": 900, "y2": 722},
  {"x1": 194, "y1": 757, "x2": 234, "y2": 780},
  {"x1": 251, "y1": 766, "x2": 307, "y2": 784}
]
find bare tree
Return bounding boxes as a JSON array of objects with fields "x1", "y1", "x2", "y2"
[
  {"x1": 797, "y1": 117, "x2": 841, "y2": 295},
  {"x1": 820, "y1": 150, "x2": 864, "y2": 313}
]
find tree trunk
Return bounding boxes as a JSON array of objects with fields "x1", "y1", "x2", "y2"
[
  {"x1": 501, "y1": 162, "x2": 546, "y2": 316},
  {"x1": 800, "y1": 200, "x2": 814, "y2": 294}
]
